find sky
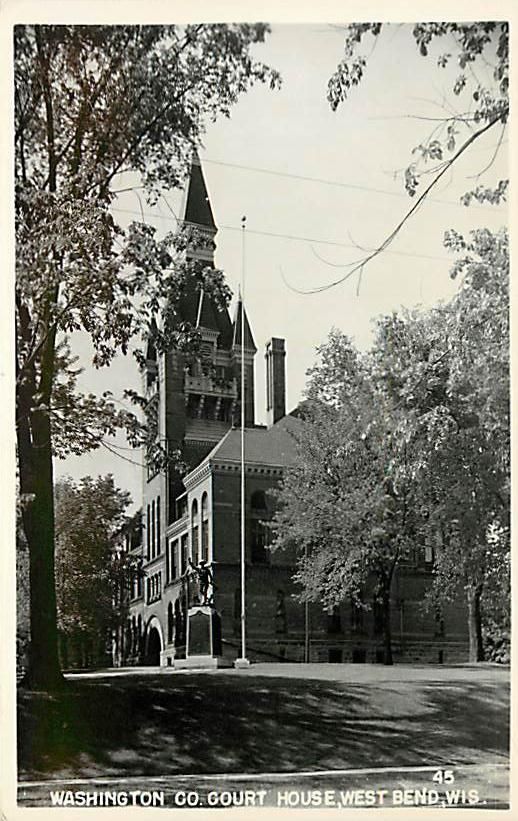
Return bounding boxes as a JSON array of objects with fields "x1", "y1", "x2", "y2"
[{"x1": 54, "y1": 21, "x2": 509, "y2": 510}]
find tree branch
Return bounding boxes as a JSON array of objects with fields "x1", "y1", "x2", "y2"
[{"x1": 284, "y1": 114, "x2": 504, "y2": 295}]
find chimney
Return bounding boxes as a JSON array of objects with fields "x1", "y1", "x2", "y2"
[{"x1": 265, "y1": 338, "x2": 286, "y2": 427}]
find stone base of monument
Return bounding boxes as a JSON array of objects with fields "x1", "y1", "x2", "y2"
[
  {"x1": 234, "y1": 657, "x2": 251, "y2": 669},
  {"x1": 173, "y1": 605, "x2": 231, "y2": 670},
  {"x1": 173, "y1": 655, "x2": 231, "y2": 669}
]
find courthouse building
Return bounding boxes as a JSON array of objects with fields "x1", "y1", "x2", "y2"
[{"x1": 121, "y1": 156, "x2": 469, "y2": 666}]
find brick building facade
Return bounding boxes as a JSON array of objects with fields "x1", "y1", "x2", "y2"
[{"x1": 122, "y1": 156, "x2": 469, "y2": 667}]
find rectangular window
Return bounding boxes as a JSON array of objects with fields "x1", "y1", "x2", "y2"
[
  {"x1": 326, "y1": 606, "x2": 341, "y2": 634},
  {"x1": 251, "y1": 519, "x2": 270, "y2": 564},
  {"x1": 351, "y1": 600, "x2": 363, "y2": 632},
  {"x1": 192, "y1": 526, "x2": 199, "y2": 566},
  {"x1": 146, "y1": 504, "x2": 151, "y2": 560},
  {"x1": 201, "y1": 520, "x2": 209, "y2": 562},
  {"x1": 170, "y1": 539, "x2": 178, "y2": 580},
  {"x1": 181, "y1": 534, "x2": 188, "y2": 576},
  {"x1": 373, "y1": 599, "x2": 384, "y2": 636},
  {"x1": 156, "y1": 496, "x2": 161, "y2": 556},
  {"x1": 151, "y1": 500, "x2": 156, "y2": 559},
  {"x1": 424, "y1": 543, "x2": 434, "y2": 564}
]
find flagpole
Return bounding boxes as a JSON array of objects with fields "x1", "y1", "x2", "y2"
[{"x1": 235, "y1": 215, "x2": 249, "y2": 668}]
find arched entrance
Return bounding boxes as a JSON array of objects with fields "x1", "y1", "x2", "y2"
[{"x1": 146, "y1": 626, "x2": 162, "y2": 666}]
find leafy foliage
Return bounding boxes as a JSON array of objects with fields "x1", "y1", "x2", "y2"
[
  {"x1": 54, "y1": 475, "x2": 135, "y2": 661},
  {"x1": 273, "y1": 228, "x2": 509, "y2": 662},
  {"x1": 328, "y1": 23, "x2": 508, "y2": 203},
  {"x1": 15, "y1": 23, "x2": 280, "y2": 687},
  {"x1": 15, "y1": 24, "x2": 279, "y2": 458},
  {"x1": 272, "y1": 334, "x2": 421, "y2": 663}
]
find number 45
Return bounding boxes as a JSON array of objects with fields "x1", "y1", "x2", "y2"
[{"x1": 432, "y1": 770, "x2": 455, "y2": 784}]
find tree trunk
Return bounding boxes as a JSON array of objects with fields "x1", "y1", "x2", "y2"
[
  {"x1": 18, "y1": 407, "x2": 63, "y2": 690},
  {"x1": 466, "y1": 583, "x2": 484, "y2": 662},
  {"x1": 382, "y1": 589, "x2": 393, "y2": 665}
]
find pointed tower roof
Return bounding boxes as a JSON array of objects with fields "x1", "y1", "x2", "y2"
[
  {"x1": 176, "y1": 280, "x2": 234, "y2": 348},
  {"x1": 196, "y1": 289, "x2": 220, "y2": 331},
  {"x1": 232, "y1": 298, "x2": 257, "y2": 353},
  {"x1": 183, "y1": 151, "x2": 216, "y2": 230}
]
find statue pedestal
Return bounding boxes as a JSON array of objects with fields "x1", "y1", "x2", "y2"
[{"x1": 173, "y1": 605, "x2": 231, "y2": 669}]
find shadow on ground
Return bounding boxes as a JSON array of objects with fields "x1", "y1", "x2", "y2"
[{"x1": 18, "y1": 671, "x2": 509, "y2": 780}]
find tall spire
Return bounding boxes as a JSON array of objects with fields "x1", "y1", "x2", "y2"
[{"x1": 183, "y1": 149, "x2": 217, "y2": 230}]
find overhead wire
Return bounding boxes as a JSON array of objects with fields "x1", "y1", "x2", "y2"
[
  {"x1": 110, "y1": 205, "x2": 455, "y2": 265},
  {"x1": 111, "y1": 155, "x2": 506, "y2": 212},
  {"x1": 200, "y1": 157, "x2": 506, "y2": 212}
]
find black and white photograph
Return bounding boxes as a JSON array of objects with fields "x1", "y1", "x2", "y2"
[{"x1": 2, "y1": 0, "x2": 513, "y2": 815}]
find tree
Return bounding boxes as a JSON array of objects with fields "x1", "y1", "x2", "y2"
[
  {"x1": 324, "y1": 23, "x2": 510, "y2": 659},
  {"x1": 15, "y1": 24, "x2": 280, "y2": 688},
  {"x1": 370, "y1": 228, "x2": 509, "y2": 661},
  {"x1": 273, "y1": 224, "x2": 509, "y2": 663},
  {"x1": 54, "y1": 475, "x2": 132, "y2": 668},
  {"x1": 290, "y1": 22, "x2": 508, "y2": 294},
  {"x1": 272, "y1": 332, "x2": 417, "y2": 665},
  {"x1": 16, "y1": 505, "x2": 31, "y2": 680}
]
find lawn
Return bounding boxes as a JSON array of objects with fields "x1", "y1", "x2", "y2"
[{"x1": 17, "y1": 663, "x2": 510, "y2": 808}]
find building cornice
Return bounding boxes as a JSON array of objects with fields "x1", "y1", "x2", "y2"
[
  {"x1": 166, "y1": 515, "x2": 188, "y2": 539},
  {"x1": 211, "y1": 459, "x2": 284, "y2": 477},
  {"x1": 183, "y1": 460, "x2": 212, "y2": 490},
  {"x1": 143, "y1": 554, "x2": 166, "y2": 571}
]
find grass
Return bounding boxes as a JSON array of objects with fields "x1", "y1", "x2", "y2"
[{"x1": 18, "y1": 663, "x2": 509, "y2": 783}]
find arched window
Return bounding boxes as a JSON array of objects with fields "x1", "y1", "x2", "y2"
[
  {"x1": 168, "y1": 602, "x2": 174, "y2": 644},
  {"x1": 137, "y1": 615, "x2": 142, "y2": 657},
  {"x1": 174, "y1": 599, "x2": 182, "y2": 646},
  {"x1": 201, "y1": 492, "x2": 209, "y2": 562},
  {"x1": 126, "y1": 619, "x2": 132, "y2": 659},
  {"x1": 132, "y1": 616, "x2": 137, "y2": 653},
  {"x1": 191, "y1": 499, "x2": 199, "y2": 565},
  {"x1": 250, "y1": 490, "x2": 270, "y2": 564}
]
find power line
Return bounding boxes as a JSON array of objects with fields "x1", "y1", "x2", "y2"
[
  {"x1": 201, "y1": 157, "x2": 506, "y2": 212},
  {"x1": 101, "y1": 439, "x2": 145, "y2": 468},
  {"x1": 111, "y1": 156, "x2": 506, "y2": 212},
  {"x1": 219, "y1": 223, "x2": 452, "y2": 264},
  {"x1": 110, "y1": 206, "x2": 453, "y2": 264}
]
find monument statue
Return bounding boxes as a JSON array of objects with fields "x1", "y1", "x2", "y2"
[{"x1": 188, "y1": 558, "x2": 214, "y2": 605}]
